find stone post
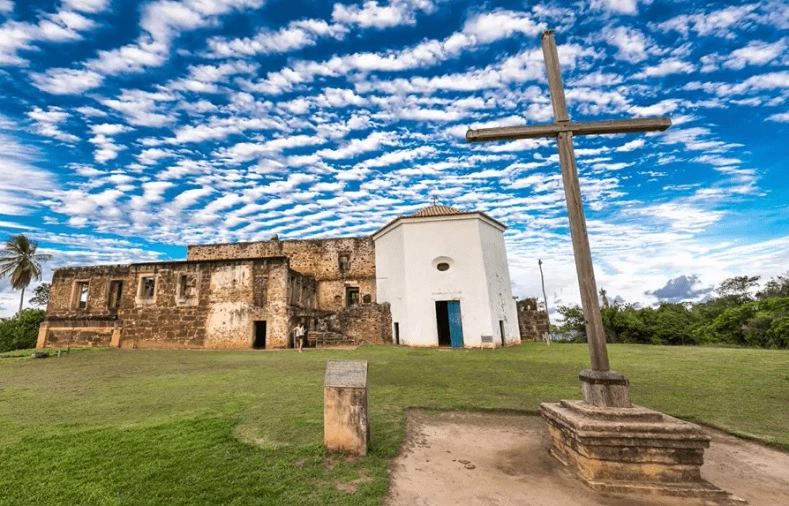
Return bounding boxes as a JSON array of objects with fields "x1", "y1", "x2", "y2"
[
  {"x1": 36, "y1": 322, "x2": 49, "y2": 349},
  {"x1": 323, "y1": 360, "x2": 369, "y2": 455}
]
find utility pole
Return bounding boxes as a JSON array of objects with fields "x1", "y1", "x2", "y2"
[{"x1": 538, "y1": 259, "x2": 551, "y2": 330}]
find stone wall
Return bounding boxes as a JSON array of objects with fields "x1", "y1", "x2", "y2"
[
  {"x1": 41, "y1": 257, "x2": 295, "y2": 350},
  {"x1": 517, "y1": 298, "x2": 550, "y2": 341},
  {"x1": 187, "y1": 237, "x2": 376, "y2": 311},
  {"x1": 338, "y1": 304, "x2": 393, "y2": 344}
]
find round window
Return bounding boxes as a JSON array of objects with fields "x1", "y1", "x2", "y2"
[{"x1": 436, "y1": 262, "x2": 450, "y2": 271}]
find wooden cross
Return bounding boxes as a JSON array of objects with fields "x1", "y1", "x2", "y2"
[{"x1": 467, "y1": 30, "x2": 671, "y2": 375}]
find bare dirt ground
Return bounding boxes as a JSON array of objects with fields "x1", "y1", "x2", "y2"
[{"x1": 386, "y1": 411, "x2": 789, "y2": 506}]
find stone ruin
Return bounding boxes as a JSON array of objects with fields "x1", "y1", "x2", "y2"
[{"x1": 516, "y1": 298, "x2": 550, "y2": 341}]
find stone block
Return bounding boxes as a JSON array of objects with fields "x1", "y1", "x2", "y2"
[
  {"x1": 541, "y1": 400, "x2": 736, "y2": 500},
  {"x1": 579, "y1": 369, "x2": 631, "y2": 408},
  {"x1": 324, "y1": 360, "x2": 369, "y2": 456}
]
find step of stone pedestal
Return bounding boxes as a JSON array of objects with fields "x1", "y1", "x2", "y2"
[
  {"x1": 560, "y1": 399, "x2": 664, "y2": 422},
  {"x1": 585, "y1": 478, "x2": 745, "y2": 502}
]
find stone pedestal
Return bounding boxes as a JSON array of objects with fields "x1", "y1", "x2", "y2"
[
  {"x1": 324, "y1": 360, "x2": 369, "y2": 456},
  {"x1": 541, "y1": 400, "x2": 734, "y2": 499}
]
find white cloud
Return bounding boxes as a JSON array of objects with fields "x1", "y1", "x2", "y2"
[
  {"x1": 0, "y1": 5, "x2": 101, "y2": 66},
  {"x1": 605, "y1": 26, "x2": 651, "y2": 63},
  {"x1": 26, "y1": 106, "x2": 80, "y2": 142},
  {"x1": 686, "y1": 71, "x2": 789, "y2": 96},
  {"x1": 216, "y1": 135, "x2": 327, "y2": 164},
  {"x1": 767, "y1": 111, "x2": 789, "y2": 122},
  {"x1": 317, "y1": 131, "x2": 398, "y2": 160},
  {"x1": 63, "y1": 0, "x2": 110, "y2": 13},
  {"x1": 205, "y1": 19, "x2": 346, "y2": 59},
  {"x1": 100, "y1": 88, "x2": 177, "y2": 127},
  {"x1": 723, "y1": 38, "x2": 787, "y2": 70},
  {"x1": 634, "y1": 59, "x2": 695, "y2": 79},
  {"x1": 332, "y1": 0, "x2": 434, "y2": 29},
  {"x1": 656, "y1": 5, "x2": 759, "y2": 38},
  {"x1": 590, "y1": 0, "x2": 639, "y2": 15},
  {"x1": 462, "y1": 9, "x2": 545, "y2": 43},
  {"x1": 31, "y1": 68, "x2": 104, "y2": 94},
  {"x1": 168, "y1": 60, "x2": 258, "y2": 93},
  {"x1": 0, "y1": 130, "x2": 55, "y2": 216}
]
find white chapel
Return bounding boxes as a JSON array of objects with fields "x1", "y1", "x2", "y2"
[{"x1": 373, "y1": 205, "x2": 520, "y2": 348}]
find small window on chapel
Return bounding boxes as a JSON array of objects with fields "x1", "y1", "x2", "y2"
[
  {"x1": 338, "y1": 253, "x2": 351, "y2": 273},
  {"x1": 139, "y1": 276, "x2": 156, "y2": 300},
  {"x1": 75, "y1": 282, "x2": 89, "y2": 309},
  {"x1": 437, "y1": 262, "x2": 450, "y2": 271}
]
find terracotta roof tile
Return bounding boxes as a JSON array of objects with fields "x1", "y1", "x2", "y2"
[{"x1": 407, "y1": 205, "x2": 466, "y2": 218}]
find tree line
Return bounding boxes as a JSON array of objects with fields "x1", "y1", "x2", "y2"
[{"x1": 555, "y1": 274, "x2": 789, "y2": 349}]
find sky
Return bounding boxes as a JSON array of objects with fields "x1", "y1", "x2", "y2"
[{"x1": 0, "y1": 0, "x2": 787, "y2": 317}]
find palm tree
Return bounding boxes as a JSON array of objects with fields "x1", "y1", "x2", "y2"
[{"x1": 0, "y1": 235, "x2": 52, "y2": 315}]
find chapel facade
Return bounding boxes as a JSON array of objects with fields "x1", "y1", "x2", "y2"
[{"x1": 38, "y1": 205, "x2": 540, "y2": 350}]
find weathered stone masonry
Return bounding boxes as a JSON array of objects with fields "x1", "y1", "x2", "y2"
[
  {"x1": 40, "y1": 236, "x2": 392, "y2": 350},
  {"x1": 516, "y1": 298, "x2": 550, "y2": 341},
  {"x1": 187, "y1": 236, "x2": 376, "y2": 311}
]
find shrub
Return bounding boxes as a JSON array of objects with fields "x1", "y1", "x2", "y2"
[{"x1": 0, "y1": 309, "x2": 46, "y2": 353}]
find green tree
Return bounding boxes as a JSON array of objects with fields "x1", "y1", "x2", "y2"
[
  {"x1": 554, "y1": 304, "x2": 586, "y2": 340},
  {"x1": 0, "y1": 309, "x2": 46, "y2": 352},
  {"x1": 0, "y1": 235, "x2": 52, "y2": 315},
  {"x1": 28, "y1": 283, "x2": 50, "y2": 308},
  {"x1": 715, "y1": 275, "x2": 760, "y2": 303},
  {"x1": 757, "y1": 273, "x2": 789, "y2": 299}
]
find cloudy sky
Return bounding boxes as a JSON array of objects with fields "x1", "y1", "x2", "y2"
[{"x1": 0, "y1": 0, "x2": 787, "y2": 316}]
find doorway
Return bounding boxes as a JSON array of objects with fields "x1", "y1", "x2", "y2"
[
  {"x1": 499, "y1": 320, "x2": 506, "y2": 346},
  {"x1": 435, "y1": 301, "x2": 463, "y2": 348},
  {"x1": 253, "y1": 321, "x2": 267, "y2": 349}
]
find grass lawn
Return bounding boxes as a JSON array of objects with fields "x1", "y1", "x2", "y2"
[{"x1": 1, "y1": 343, "x2": 787, "y2": 505}]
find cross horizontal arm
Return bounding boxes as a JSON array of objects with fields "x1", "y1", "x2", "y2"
[{"x1": 466, "y1": 117, "x2": 671, "y2": 143}]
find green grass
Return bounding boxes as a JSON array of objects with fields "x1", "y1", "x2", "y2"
[{"x1": 1, "y1": 344, "x2": 787, "y2": 505}]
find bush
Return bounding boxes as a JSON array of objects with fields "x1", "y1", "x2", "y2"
[{"x1": 0, "y1": 309, "x2": 46, "y2": 353}]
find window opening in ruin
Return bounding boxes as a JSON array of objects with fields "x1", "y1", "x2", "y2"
[
  {"x1": 108, "y1": 280, "x2": 123, "y2": 310},
  {"x1": 75, "y1": 282, "x2": 89, "y2": 309},
  {"x1": 177, "y1": 274, "x2": 197, "y2": 300},
  {"x1": 499, "y1": 320, "x2": 506, "y2": 346},
  {"x1": 139, "y1": 276, "x2": 156, "y2": 299},
  {"x1": 362, "y1": 294, "x2": 371, "y2": 304},
  {"x1": 394, "y1": 322, "x2": 400, "y2": 345},
  {"x1": 253, "y1": 321, "x2": 267, "y2": 349},
  {"x1": 346, "y1": 286, "x2": 360, "y2": 307},
  {"x1": 338, "y1": 253, "x2": 351, "y2": 273}
]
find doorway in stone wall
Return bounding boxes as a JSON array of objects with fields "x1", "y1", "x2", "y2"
[{"x1": 253, "y1": 321, "x2": 267, "y2": 349}]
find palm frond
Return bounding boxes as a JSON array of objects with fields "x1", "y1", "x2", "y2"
[{"x1": 0, "y1": 234, "x2": 50, "y2": 286}]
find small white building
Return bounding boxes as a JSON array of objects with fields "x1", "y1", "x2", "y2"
[{"x1": 373, "y1": 205, "x2": 520, "y2": 348}]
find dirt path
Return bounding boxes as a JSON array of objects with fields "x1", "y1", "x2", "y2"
[{"x1": 386, "y1": 411, "x2": 789, "y2": 506}]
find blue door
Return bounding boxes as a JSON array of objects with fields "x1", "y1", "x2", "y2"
[{"x1": 447, "y1": 301, "x2": 464, "y2": 348}]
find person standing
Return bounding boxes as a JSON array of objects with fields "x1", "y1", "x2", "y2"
[{"x1": 294, "y1": 323, "x2": 305, "y2": 353}]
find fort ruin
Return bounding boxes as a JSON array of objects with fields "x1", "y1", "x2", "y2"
[{"x1": 38, "y1": 206, "x2": 548, "y2": 350}]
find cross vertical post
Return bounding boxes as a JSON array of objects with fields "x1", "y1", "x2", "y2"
[{"x1": 466, "y1": 29, "x2": 671, "y2": 407}]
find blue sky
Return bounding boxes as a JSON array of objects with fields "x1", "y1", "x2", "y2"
[{"x1": 1, "y1": 0, "x2": 787, "y2": 316}]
